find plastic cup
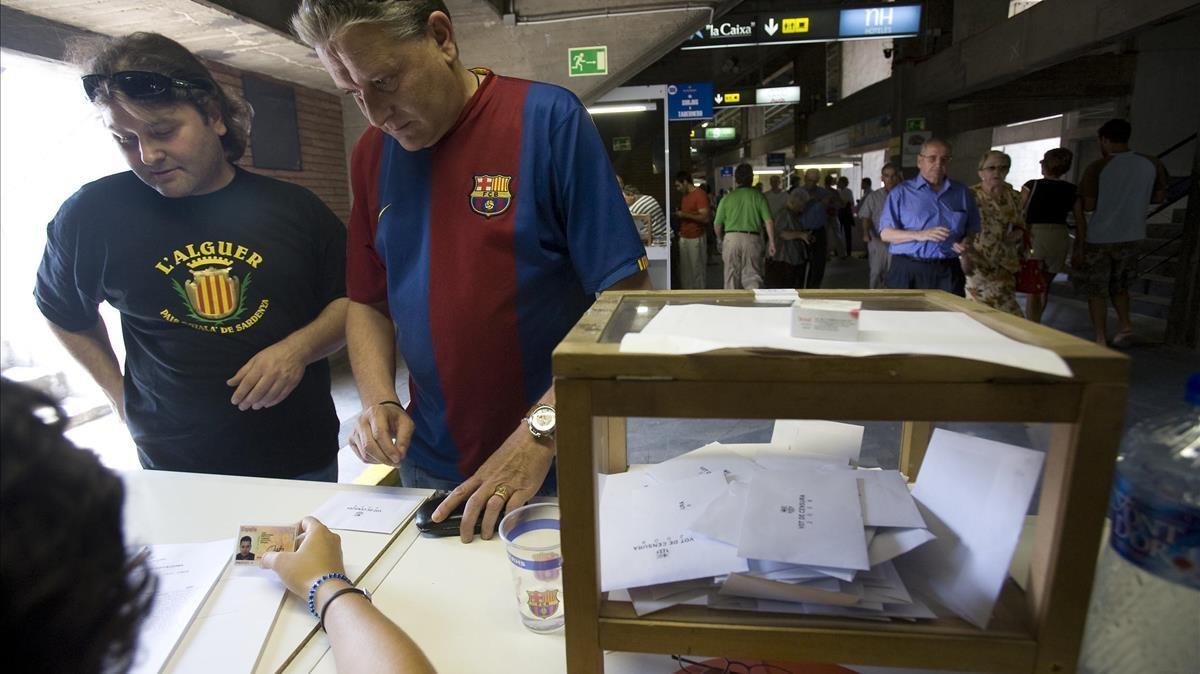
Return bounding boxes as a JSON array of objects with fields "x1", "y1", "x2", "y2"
[{"x1": 498, "y1": 502, "x2": 564, "y2": 633}]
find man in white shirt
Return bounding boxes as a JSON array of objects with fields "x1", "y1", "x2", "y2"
[
  {"x1": 1076, "y1": 119, "x2": 1168, "y2": 347},
  {"x1": 857, "y1": 163, "x2": 902, "y2": 289}
]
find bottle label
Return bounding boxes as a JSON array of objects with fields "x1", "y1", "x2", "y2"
[{"x1": 1108, "y1": 473, "x2": 1200, "y2": 590}]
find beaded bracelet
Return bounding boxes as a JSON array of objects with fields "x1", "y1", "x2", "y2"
[
  {"x1": 318, "y1": 587, "x2": 371, "y2": 632},
  {"x1": 307, "y1": 572, "x2": 351, "y2": 618}
]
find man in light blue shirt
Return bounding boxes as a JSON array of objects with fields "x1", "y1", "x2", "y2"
[{"x1": 878, "y1": 139, "x2": 980, "y2": 296}]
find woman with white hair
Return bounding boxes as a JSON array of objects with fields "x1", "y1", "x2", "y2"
[{"x1": 964, "y1": 150, "x2": 1024, "y2": 315}]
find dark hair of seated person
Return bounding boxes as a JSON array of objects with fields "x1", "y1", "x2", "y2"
[{"x1": 0, "y1": 378, "x2": 156, "y2": 673}]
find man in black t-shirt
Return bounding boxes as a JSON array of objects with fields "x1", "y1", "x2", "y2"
[{"x1": 35, "y1": 33, "x2": 347, "y2": 480}]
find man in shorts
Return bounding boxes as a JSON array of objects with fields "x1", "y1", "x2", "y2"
[{"x1": 1075, "y1": 119, "x2": 1168, "y2": 347}]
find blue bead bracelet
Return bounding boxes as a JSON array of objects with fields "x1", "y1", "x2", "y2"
[{"x1": 307, "y1": 572, "x2": 351, "y2": 618}]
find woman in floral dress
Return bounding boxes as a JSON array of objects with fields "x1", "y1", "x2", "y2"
[{"x1": 965, "y1": 150, "x2": 1024, "y2": 315}]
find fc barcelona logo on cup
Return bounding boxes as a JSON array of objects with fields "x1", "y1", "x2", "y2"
[
  {"x1": 526, "y1": 589, "x2": 560, "y2": 619},
  {"x1": 469, "y1": 174, "x2": 513, "y2": 218}
]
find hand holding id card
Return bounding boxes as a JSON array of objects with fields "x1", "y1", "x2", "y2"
[{"x1": 234, "y1": 524, "x2": 298, "y2": 564}]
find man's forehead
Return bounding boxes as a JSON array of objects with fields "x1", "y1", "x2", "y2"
[
  {"x1": 921, "y1": 143, "x2": 951, "y2": 157},
  {"x1": 321, "y1": 25, "x2": 414, "y2": 84},
  {"x1": 103, "y1": 101, "x2": 184, "y2": 129}
]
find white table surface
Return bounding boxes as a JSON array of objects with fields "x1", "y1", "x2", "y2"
[
  {"x1": 123, "y1": 470, "x2": 1014, "y2": 674},
  {"x1": 121, "y1": 470, "x2": 432, "y2": 673}
]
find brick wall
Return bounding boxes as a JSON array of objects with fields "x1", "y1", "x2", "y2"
[{"x1": 206, "y1": 61, "x2": 350, "y2": 223}]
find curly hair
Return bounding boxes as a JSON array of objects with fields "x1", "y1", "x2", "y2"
[
  {"x1": 68, "y1": 32, "x2": 252, "y2": 162},
  {"x1": 0, "y1": 379, "x2": 156, "y2": 674}
]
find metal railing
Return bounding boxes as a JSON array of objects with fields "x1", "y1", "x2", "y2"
[{"x1": 1134, "y1": 132, "x2": 1197, "y2": 282}]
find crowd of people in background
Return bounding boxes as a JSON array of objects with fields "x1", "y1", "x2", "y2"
[{"x1": 649, "y1": 117, "x2": 1164, "y2": 347}]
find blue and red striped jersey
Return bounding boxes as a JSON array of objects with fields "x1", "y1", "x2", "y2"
[{"x1": 346, "y1": 70, "x2": 646, "y2": 481}]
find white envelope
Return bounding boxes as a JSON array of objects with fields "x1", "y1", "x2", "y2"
[
  {"x1": 868, "y1": 527, "x2": 937, "y2": 567},
  {"x1": 737, "y1": 469, "x2": 869, "y2": 571},
  {"x1": 854, "y1": 561, "x2": 913, "y2": 605},
  {"x1": 857, "y1": 470, "x2": 926, "y2": 528},
  {"x1": 600, "y1": 472, "x2": 748, "y2": 592},
  {"x1": 770, "y1": 419, "x2": 865, "y2": 462},
  {"x1": 688, "y1": 481, "x2": 749, "y2": 546},
  {"x1": 719, "y1": 573, "x2": 861, "y2": 607},
  {"x1": 626, "y1": 584, "x2": 713, "y2": 616},
  {"x1": 646, "y1": 451, "x2": 763, "y2": 485},
  {"x1": 900, "y1": 430, "x2": 1045, "y2": 629}
]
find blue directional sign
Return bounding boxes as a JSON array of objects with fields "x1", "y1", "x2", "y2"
[
  {"x1": 839, "y1": 5, "x2": 922, "y2": 38},
  {"x1": 667, "y1": 82, "x2": 714, "y2": 121},
  {"x1": 720, "y1": 166, "x2": 734, "y2": 177}
]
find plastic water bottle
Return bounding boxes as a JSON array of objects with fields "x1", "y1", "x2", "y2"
[{"x1": 1078, "y1": 373, "x2": 1200, "y2": 674}]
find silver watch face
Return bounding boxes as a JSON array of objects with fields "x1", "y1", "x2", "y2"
[{"x1": 529, "y1": 405, "x2": 556, "y2": 435}]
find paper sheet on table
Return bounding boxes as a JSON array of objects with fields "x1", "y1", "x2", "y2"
[
  {"x1": 166, "y1": 565, "x2": 287, "y2": 674},
  {"x1": 899, "y1": 429, "x2": 1045, "y2": 629},
  {"x1": 309, "y1": 490, "x2": 424, "y2": 534},
  {"x1": 857, "y1": 470, "x2": 926, "y2": 528},
  {"x1": 620, "y1": 305, "x2": 1072, "y2": 377},
  {"x1": 131, "y1": 540, "x2": 231, "y2": 674},
  {"x1": 770, "y1": 420, "x2": 865, "y2": 463},
  {"x1": 737, "y1": 469, "x2": 869, "y2": 571},
  {"x1": 600, "y1": 472, "x2": 748, "y2": 592},
  {"x1": 868, "y1": 527, "x2": 937, "y2": 567}
]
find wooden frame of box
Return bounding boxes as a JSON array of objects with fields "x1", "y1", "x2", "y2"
[{"x1": 553, "y1": 289, "x2": 1129, "y2": 673}]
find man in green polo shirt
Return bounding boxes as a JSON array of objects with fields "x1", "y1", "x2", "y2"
[{"x1": 714, "y1": 163, "x2": 777, "y2": 289}]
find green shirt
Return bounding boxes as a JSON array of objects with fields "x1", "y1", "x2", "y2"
[{"x1": 714, "y1": 187, "x2": 773, "y2": 234}]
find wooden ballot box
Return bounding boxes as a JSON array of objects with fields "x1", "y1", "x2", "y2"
[{"x1": 552, "y1": 289, "x2": 1129, "y2": 674}]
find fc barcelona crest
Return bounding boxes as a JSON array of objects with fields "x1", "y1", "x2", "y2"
[
  {"x1": 525, "y1": 589, "x2": 560, "y2": 619},
  {"x1": 469, "y1": 174, "x2": 513, "y2": 218}
]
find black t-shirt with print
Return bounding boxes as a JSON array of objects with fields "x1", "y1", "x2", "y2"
[{"x1": 36, "y1": 168, "x2": 346, "y2": 478}]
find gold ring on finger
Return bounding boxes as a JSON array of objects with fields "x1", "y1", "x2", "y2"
[{"x1": 491, "y1": 484, "x2": 512, "y2": 500}]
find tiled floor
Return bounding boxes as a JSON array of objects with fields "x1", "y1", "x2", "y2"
[{"x1": 71, "y1": 255, "x2": 1198, "y2": 483}]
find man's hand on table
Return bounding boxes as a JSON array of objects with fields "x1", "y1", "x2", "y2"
[
  {"x1": 432, "y1": 423, "x2": 555, "y2": 543},
  {"x1": 227, "y1": 340, "x2": 307, "y2": 411},
  {"x1": 349, "y1": 401, "x2": 413, "y2": 466},
  {"x1": 261, "y1": 516, "x2": 346, "y2": 598}
]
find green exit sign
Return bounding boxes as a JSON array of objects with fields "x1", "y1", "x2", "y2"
[
  {"x1": 705, "y1": 127, "x2": 736, "y2": 140},
  {"x1": 568, "y1": 46, "x2": 608, "y2": 77}
]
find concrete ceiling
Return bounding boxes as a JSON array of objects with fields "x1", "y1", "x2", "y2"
[{"x1": 0, "y1": 0, "x2": 738, "y2": 101}]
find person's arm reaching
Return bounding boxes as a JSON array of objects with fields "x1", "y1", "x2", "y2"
[
  {"x1": 433, "y1": 268, "x2": 652, "y2": 541},
  {"x1": 227, "y1": 298, "x2": 348, "y2": 411},
  {"x1": 46, "y1": 318, "x2": 125, "y2": 421},
  {"x1": 262, "y1": 517, "x2": 436, "y2": 674},
  {"x1": 346, "y1": 300, "x2": 413, "y2": 467}
]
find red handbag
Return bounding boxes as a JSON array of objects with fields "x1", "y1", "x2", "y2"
[{"x1": 1015, "y1": 228, "x2": 1047, "y2": 294}]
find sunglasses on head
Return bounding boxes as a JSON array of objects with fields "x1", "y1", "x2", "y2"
[{"x1": 82, "y1": 71, "x2": 213, "y2": 102}]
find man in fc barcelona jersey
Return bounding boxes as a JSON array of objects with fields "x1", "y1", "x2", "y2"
[
  {"x1": 34, "y1": 34, "x2": 348, "y2": 480},
  {"x1": 292, "y1": 0, "x2": 652, "y2": 541}
]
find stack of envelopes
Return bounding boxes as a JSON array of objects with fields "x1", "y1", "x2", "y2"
[{"x1": 601, "y1": 422, "x2": 1045, "y2": 628}]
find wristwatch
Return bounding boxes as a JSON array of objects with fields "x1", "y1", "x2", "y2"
[{"x1": 526, "y1": 403, "x2": 556, "y2": 439}]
